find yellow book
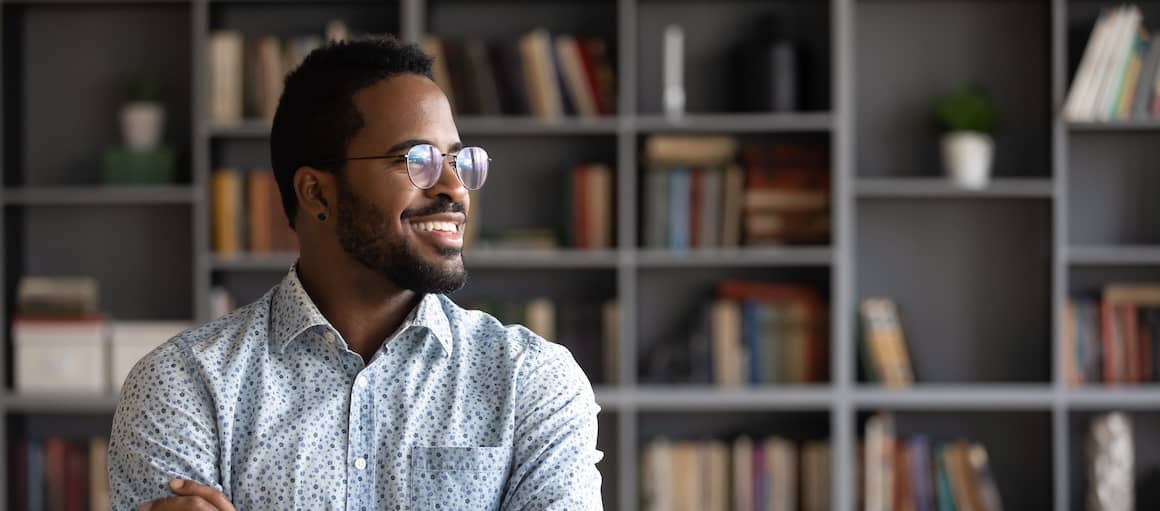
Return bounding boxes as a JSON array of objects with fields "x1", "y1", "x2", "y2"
[{"x1": 211, "y1": 168, "x2": 243, "y2": 256}]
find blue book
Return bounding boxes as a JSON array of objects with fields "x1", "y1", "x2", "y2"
[
  {"x1": 28, "y1": 439, "x2": 43, "y2": 511},
  {"x1": 934, "y1": 444, "x2": 957, "y2": 511},
  {"x1": 668, "y1": 168, "x2": 690, "y2": 251},
  {"x1": 908, "y1": 436, "x2": 934, "y2": 511},
  {"x1": 742, "y1": 300, "x2": 763, "y2": 385}
]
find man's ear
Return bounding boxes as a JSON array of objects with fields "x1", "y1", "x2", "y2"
[{"x1": 294, "y1": 166, "x2": 334, "y2": 222}]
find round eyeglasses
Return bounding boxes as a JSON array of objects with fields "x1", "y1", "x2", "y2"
[{"x1": 336, "y1": 144, "x2": 490, "y2": 191}]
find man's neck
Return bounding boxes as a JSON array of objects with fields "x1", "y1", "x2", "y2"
[{"x1": 295, "y1": 254, "x2": 420, "y2": 364}]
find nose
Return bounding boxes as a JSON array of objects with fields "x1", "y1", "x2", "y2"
[{"x1": 425, "y1": 153, "x2": 469, "y2": 206}]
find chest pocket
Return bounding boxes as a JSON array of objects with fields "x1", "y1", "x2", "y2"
[{"x1": 411, "y1": 446, "x2": 510, "y2": 511}]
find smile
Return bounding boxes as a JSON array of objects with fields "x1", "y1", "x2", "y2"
[{"x1": 410, "y1": 221, "x2": 461, "y2": 233}]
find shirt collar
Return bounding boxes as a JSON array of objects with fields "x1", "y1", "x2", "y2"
[{"x1": 270, "y1": 265, "x2": 453, "y2": 356}]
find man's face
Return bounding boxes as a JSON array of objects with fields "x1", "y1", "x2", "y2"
[{"x1": 334, "y1": 74, "x2": 469, "y2": 294}]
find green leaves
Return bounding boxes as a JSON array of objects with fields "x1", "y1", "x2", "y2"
[{"x1": 934, "y1": 86, "x2": 997, "y2": 133}]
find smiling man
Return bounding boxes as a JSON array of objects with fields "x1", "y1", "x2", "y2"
[{"x1": 108, "y1": 38, "x2": 603, "y2": 510}]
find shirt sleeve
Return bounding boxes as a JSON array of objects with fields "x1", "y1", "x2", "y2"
[
  {"x1": 502, "y1": 338, "x2": 604, "y2": 511},
  {"x1": 108, "y1": 341, "x2": 225, "y2": 509}
]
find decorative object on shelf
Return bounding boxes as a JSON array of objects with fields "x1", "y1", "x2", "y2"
[
  {"x1": 13, "y1": 276, "x2": 109, "y2": 394},
  {"x1": 103, "y1": 70, "x2": 175, "y2": 185},
  {"x1": 1087, "y1": 412, "x2": 1133, "y2": 511},
  {"x1": 733, "y1": 14, "x2": 800, "y2": 113},
  {"x1": 934, "y1": 85, "x2": 997, "y2": 190},
  {"x1": 662, "y1": 24, "x2": 685, "y2": 120}
]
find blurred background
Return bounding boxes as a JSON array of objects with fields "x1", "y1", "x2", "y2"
[{"x1": 2, "y1": 0, "x2": 1159, "y2": 510}]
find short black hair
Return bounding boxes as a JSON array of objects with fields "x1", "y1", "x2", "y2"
[{"x1": 270, "y1": 36, "x2": 433, "y2": 228}]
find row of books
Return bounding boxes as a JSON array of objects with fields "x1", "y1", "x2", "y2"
[
  {"x1": 1063, "y1": 5, "x2": 1160, "y2": 121},
  {"x1": 423, "y1": 32, "x2": 616, "y2": 119},
  {"x1": 211, "y1": 168, "x2": 299, "y2": 256},
  {"x1": 208, "y1": 21, "x2": 351, "y2": 124},
  {"x1": 640, "y1": 437, "x2": 831, "y2": 511},
  {"x1": 640, "y1": 280, "x2": 827, "y2": 385},
  {"x1": 863, "y1": 414, "x2": 1003, "y2": 511},
  {"x1": 471, "y1": 299, "x2": 618, "y2": 384},
  {"x1": 642, "y1": 136, "x2": 830, "y2": 250},
  {"x1": 10, "y1": 437, "x2": 110, "y2": 511},
  {"x1": 1063, "y1": 283, "x2": 1160, "y2": 385}
]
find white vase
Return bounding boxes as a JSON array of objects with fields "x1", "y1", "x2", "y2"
[
  {"x1": 120, "y1": 101, "x2": 165, "y2": 152},
  {"x1": 940, "y1": 131, "x2": 994, "y2": 190}
]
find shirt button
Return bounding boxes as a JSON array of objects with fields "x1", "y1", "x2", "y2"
[
  {"x1": 324, "y1": 331, "x2": 336, "y2": 343},
  {"x1": 356, "y1": 376, "x2": 369, "y2": 388},
  {"x1": 355, "y1": 457, "x2": 367, "y2": 471}
]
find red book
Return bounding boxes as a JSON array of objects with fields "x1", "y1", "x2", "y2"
[
  {"x1": 44, "y1": 438, "x2": 67, "y2": 511},
  {"x1": 574, "y1": 39, "x2": 606, "y2": 115},
  {"x1": 1101, "y1": 299, "x2": 1120, "y2": 384},
  {"x1": 1140, "y1": 312, "x2": 1153, "y2": 383},
  {"x1": 64, "y1": 442, "x2": 87, "y2": 511},
  {"x1": 572, "y1": 165, "x2": 590, "y2": 249}
]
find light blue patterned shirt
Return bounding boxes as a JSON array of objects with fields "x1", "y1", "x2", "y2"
[{"x1": 108, "y1": 266, "x2": 603, "y2": 510}]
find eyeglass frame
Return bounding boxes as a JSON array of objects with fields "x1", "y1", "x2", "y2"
[{"x1": 315, "y1": 143, "x2": 491, "y2": 191}]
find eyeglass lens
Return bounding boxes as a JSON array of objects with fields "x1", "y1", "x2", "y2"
[{"x1": 405, "y1": 144, "x2": 489, "y2": 190}]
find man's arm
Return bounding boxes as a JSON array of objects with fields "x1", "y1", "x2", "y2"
[
  {"x1": 109, "y1": 341, "x2": 225, "y2": 509},
  {"x1": 502, "y1": 341, "x2": 604, "y2": 510}
]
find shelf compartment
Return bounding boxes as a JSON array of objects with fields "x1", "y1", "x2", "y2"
[
  {"x1": 857, "y1": 200, "x2": 1052, "y2": 383},
  {"x1": 856, "y1": 0, "x2": 1049, "y2": 179}
]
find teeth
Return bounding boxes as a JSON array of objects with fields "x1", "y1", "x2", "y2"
[{"x1": 412, "y1": 221, "x2": 458, "y2": 233}]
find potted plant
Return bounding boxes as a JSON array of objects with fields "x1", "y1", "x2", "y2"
[
  {"x1": 120, "y1": 71, "x2": 165, "y2": 152},
  {"x1": 934, "y1": 86, "x2": 997, "y2": 190}
]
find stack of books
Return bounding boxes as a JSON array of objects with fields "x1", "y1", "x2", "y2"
[
  {"x1": 422, "y1": 31, "x2": 616, "y2": 119},
  {"x1": 210, "y1": 168, "x2": 299, "y2": 257},
  {"x1": 640, "y1": 436, "x2": 831, "y2": 511},
  {"x1": 641, "y1": 136, "x2": 830, "y2": 250},
  {"x1": 863, "y1": 414, "x2": 1004, "y2": 511},
  {"x1": 641, "y1": 280, "x2": 827, "y2": 386},
  {"x1": 1063, "y1": 5, "x2": 1160, "y2": 121},
  {"x1": 1064, "y1": 283, "x2": 1160, "y2": 385},
  {"x1": 209, "y1": 21, "x2": 350, "y2": 125},
  {"x1": 11, "y1": 437, "x2": 110, "y2": 511}
]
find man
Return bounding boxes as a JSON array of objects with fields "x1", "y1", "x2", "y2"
[{"x1": 109, "y1": 37, "x2": 603, "y2": 510}]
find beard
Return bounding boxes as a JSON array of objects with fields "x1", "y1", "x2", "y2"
[{"x1": 334, "y1": 180, "x2": 467, "y2": 294}]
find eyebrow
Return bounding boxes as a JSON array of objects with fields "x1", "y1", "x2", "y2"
[{"x1": 384, "y1": 139, "x2": 465, "y2": 155}]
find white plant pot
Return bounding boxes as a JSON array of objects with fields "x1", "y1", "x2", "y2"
[
  {"x1": 121, "y1": 102, "x2": 165, "y2": 152},
  {"x1": 940, "y1": 131, "x2": 994, "y2": 190}
]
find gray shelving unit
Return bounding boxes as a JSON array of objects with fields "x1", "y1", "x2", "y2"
[{"x1": 4, "y1": 0, "x2": 1160, "y2": 509}]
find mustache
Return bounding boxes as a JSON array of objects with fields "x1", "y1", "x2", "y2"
[{"x1": 401, "y1": 198, "x2": 466, "y2": 220}]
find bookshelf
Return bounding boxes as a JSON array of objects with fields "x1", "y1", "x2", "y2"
[{"x1": 3, "y1": 0, "x2": 1160, "y2": 509}]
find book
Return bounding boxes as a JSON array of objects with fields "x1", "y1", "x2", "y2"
[
  {"x1": 209, "y1": 31, "x2": 245, "y2": 125},
  {"x1": 17, "y1": 276, "x2": 99, "y2": 317},
  {"x1": 733, "y1": 436, "x2": 755, "y2": 511},
  {"x1": 1133, "y1": 37, "x2": 1160, "y2": 118},
  {"x1": 90, "y1": 438, "x2": 111, "y2": 511},
  {"x1": 644, "y1": 135, "x2": 738, "y2": 168},
  {"x1": 861, "y1": 298, "x2": 915, "y2": 387},
  {"x1": 211, "y1": 168, "x2": 245, "y2": 256},
  {"x1": 865, "y1": 413, "x2": 895, "y2": 511},
  {"x1": 555, "y1": 35, "x2": 598, "y2": 117}
]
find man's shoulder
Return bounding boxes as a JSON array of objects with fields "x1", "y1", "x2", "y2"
[
  {"x1": 435, "y1": 295, "x2": 558, "y2": 357},
  {"x1": 132, "y1": 292, "x2": 275, "y2": 374}
]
